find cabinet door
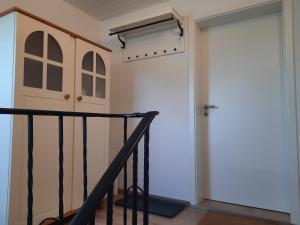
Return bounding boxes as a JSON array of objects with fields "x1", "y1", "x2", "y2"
[
  {"x1": 10, "y1": 13, "x2": 75, "y2": 225},
  {"x1": 72, "y1": 38, "x2": 110, "y2": 209}
]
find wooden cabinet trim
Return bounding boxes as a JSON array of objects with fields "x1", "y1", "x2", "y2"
[{"x1": 0, "y1": 7, "x2": 112, "y2": 53}]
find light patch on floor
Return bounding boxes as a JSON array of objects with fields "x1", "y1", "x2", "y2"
[{"x1": 194, "y1": 200, "x2": 290, "y2": 224}]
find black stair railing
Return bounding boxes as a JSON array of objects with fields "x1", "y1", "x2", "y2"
[
  {"x1": 0, "y1": 108, "x2": 158, "y2": 225},
  {"x1": 123, "y1": 117, "x2": 128, "y2": 225},
  {"x1": 70, "y1": 111, "x2": 158, "y2": 225},
  {"x1": 58, "y1": 115, "x2": 64, "y2": 225}
]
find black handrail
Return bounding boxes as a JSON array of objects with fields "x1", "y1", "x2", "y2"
[
  {"x1": 0, "y1": 108, "x2": 144, "y2": 118},
  {"x1": 0, "y1": 108, "x2": 158, "y2": 225},
  {"x1": 70, "y1": 111, "x2": 158, "y2": 224}
]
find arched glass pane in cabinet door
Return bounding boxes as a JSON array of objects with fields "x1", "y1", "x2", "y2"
[
  {"x1": 47, "y1": 64, "x2": 63, "y2": 92},
  {"x1": 96, "y1": 54, "x2": 106, "y2": 75},
  {"x1": 48, "y1": 34, "x2": 63, "y2": 63},
  {"x1": 96, "y1": 77, "x2": 105, "y2": 98},
  {"x1": 82, "y1": 73, "x2": 93, "y2": 97},
  {"x1": 24, "y1": 58, "x2": 43, "y2": 89},
  {"x1": 82, "y1": 51, "x2": 93, "y2": 72},
  {"x1": 25, "y1": 31, "x2": 44, "y2": 57}
]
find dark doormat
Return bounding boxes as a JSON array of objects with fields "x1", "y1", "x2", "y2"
[{"x1": 115, "y1": 194, "x2": 187, "y2": 218}]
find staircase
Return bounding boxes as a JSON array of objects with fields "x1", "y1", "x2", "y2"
[{"x1": 0, "y1": 108, "x2": 158, "y2": 225}]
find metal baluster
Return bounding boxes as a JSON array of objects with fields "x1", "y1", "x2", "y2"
[
  {"x1": 27, "y1": 115, "x2": 34, "y2": 225},
  {"x1": 58, "y1": 116, "x2": 64, "y2": 225},
  {"x1": 107, "y1": 185, "x2": 113, "y2": 225},
  {"x1": 82, "y1": 117, "x2": 96, "y2": 225},
  {"x1": 123, "y1": 117, "x2": 128, "y2": 225},
  {"x1": 83, "y1": 116, "x2": 88, "y2": 201},
  {"x1": 143, "y1": 128, "x2": 150, "y2": 225},
  {"x1": 132, "y1": 147, "x2": 138, "y2": 225}
]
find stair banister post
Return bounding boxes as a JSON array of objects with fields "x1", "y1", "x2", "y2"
[{"x1": 143, "y1": 127, "x2": 150, "y2": 225}]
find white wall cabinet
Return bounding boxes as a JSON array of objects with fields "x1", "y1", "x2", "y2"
[{"x1": 0, "y1": 9, "x2": 110, "y2": 225}]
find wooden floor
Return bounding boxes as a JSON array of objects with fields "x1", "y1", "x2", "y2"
[
  {"x1": 94, "y1": 200, "x2": 291, "y2": 225},
  {"x1": 95, "y1": 206, "x2": 203, "y2": 225}
]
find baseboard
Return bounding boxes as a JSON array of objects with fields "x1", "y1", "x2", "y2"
[
  {"x1": 44, "y1": 200, "x2": 105, "y2": 225},
  {"x1": 43, "y1": 209, "x2": 78, "y2": 225}
]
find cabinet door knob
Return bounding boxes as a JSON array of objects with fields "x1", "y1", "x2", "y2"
[
  {"x1": 77, "y1": 96, "x2": 83, "y2": 102},
  {"x1": 64, "y1": 94, "x2": 70, "y2": 100}
]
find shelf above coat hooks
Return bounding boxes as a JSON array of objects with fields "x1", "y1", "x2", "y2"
[{"x1": 109, "y1": 9, "x2": 184, "y2": 49}]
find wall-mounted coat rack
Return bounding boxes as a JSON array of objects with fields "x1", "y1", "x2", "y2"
[{"x1": 109, "y1": 9, "x2": 184, "y2": 50}]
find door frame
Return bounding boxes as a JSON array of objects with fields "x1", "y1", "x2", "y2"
[{"x1": 188, "y1": 0, "x2": 300, "y2": 223}]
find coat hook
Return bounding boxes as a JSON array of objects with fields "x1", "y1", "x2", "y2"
[
  {"x1": 118, "y1": 35, "x2": 126, "y2": 49},
  {"x1": 177, "y1": 20, "x2": 184, "y2": 37}
]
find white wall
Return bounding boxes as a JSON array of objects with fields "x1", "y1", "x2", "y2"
[
  {"x1": 100, "y1": 0, "x2": 274, "y2": 203},
  {"x1": 294, "y1": 0, "x2": 300, "y2": 214},
  {"x1": 291, "y1": 1, "x2": 300, "y2": 223},
  {"x1": 295, "y1": 1, "x2": 300, "y2": 92},
  {"x1": 293, "y1": 1, "x2": 300, "y2": 73},
  {"x1": 0, "y1": 0, "x2": 101, "y2": 42}
]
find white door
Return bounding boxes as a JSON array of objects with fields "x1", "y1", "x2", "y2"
[
  {"x1": 72, "y1": 39, "x2": 110, "y2": 209},
  {"x1": 199, "y1": 13, "x2": 290, "y2": 212},
  {"x1": 10, "y1": 13, "x2": 75, "y2": 225}
]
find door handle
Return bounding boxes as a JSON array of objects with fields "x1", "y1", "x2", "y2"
[
  {"x1": 203, "y1": 105, "x2": 218, "y2": 117},
  {"x1": 203, "y1": 105, "x2": 218, "y2": 109},
  {"x1": 77, "y1": 96, "x2": 83, "y2": 102}
]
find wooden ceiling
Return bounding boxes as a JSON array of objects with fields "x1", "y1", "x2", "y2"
[{"x1": 64, "y1": 0, "x2": 170, "y2": 21}]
